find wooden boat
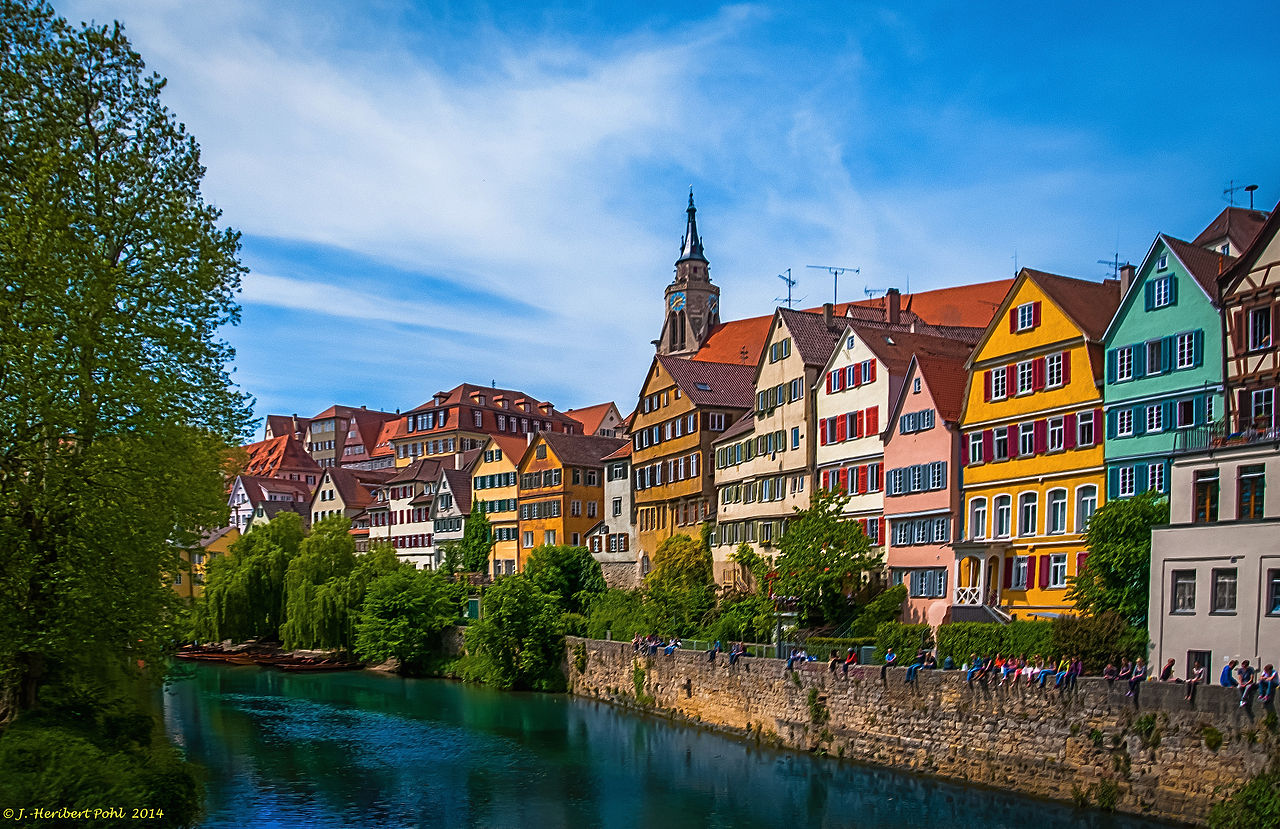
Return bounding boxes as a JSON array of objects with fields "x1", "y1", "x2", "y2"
[{"x1": 275, "y1": 660, "x2": 363, "y2": 673}]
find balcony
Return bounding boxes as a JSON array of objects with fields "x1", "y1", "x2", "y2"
[{"x1": 1174, "y1": 422, "x2": 1280, "y2": 455}]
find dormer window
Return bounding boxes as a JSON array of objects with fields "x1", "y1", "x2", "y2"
[
  {"x1": 1015, "y1": 302, "x2": 1035, "y2": 331},
  {"x1": 846, "y1": 334, "x2": 856, "y2": 350},
  {"x1": 1156, "y1": 254, "x2": 1168, "y2": 271},
  {"x1": 912, "y1": 378, "x2": 922, "y2": 393},
  {"x1": 1221, "y1": 243, "x2": 1230, "y2": 255}
]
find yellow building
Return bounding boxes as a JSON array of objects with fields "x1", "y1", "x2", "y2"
[
  {"x1": 518, "y1": 432, "x2": 626, "y2": 553},
  {"x1": 954, "y1": 269, "x2": 1119, "y2": 620},
  {"x1": 173, "y1": 526, "x2": 239, "y2": 600},
  {"x1": 471, "y1": 434, "x2": 528, "y2": 575}
]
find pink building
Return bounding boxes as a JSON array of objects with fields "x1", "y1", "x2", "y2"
[{"x1": 882, "y1": 350, "x2": 972, "y2": 625}]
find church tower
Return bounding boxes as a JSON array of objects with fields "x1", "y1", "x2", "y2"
[{"x1": 658, "y1": 191, "x2": 721, "y2": 356}]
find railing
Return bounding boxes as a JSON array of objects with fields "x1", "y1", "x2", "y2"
[
  {"x1": 656, "y1": 639, "x2": 779, "y2": 659},
  {"x1": 1174, "y1": 422, "x2": 1280, "y2": 455},
  {"x1": 955, "y1": 585, "x2": 981, "y2": 606}
]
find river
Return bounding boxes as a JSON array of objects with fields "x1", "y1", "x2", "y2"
[{"x1": 163, "y1": 663, "x2": 1177, "y2": 828}]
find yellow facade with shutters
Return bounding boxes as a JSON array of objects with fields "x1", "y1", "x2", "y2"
[
  {"x1": 955, "y1": 270, "x2": 1116, "y2": 619},
  {"x1": 472, "y1": 437, "x2": 521, "y2": 575}
]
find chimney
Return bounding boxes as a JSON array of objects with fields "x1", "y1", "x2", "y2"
[
  {"x1": 885, "y1": 288, "x2": 901, "y2": 325},
  {"x1": 822, "y1": 302, "x2": 833, "y2": 328},
  {"x1": 1119, "y1": 263, "x2": 1135, "y2": 296}
]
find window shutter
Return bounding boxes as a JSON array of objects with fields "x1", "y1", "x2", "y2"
[
  {"x1": 1231, "y1": 310, "x2": 1245, "y2": 352},
  {"x1": 1136, "y1": 463, "x2": 1149, "y2": 493},
  {"x1": 1032, "y1": 301, "x2": 1042, "y2": 326},
  {"x1": 937, "y1": 461, "x2": 947, "y2": 488},
  {"x1": 983, "y1": 370, "x2": 993, "y2": 401},
  {"x1": 1161, "y1": 336, "x2": 1175, "y2": 373},
  {"x1": 1106, "y1": 350, "x2": 1117, "y2": 383},
  {"x1": 838, "y1": 468, "x2": 849, "y2": 492},
  {"x1": 960, "y1": 439, "x2": 969, "y2": 466},
  {"x1": 857, "y1": 465, "x2": 868, "y2": 493},
  {"x1": 855, "y1": 410, "x2": 865, "y2": 438},
  {"x1": 1025, "y1": 556, "x2": 1036, "y2": 589},
  {"x1": 1030, "y1": 358, "x2": 1043, "y2": 390},
  {"x1": 1134, "y1": 406, "x2": 1147, "y2": 435},
  {"x1": 1003, "y1": 559, "x2": 1014, "y2": 589},
  {"x1": 1009, "y1": 310, "x2": 1018, "y2": 332},
  {"x1": 868, "y1": 361, "x2": 876, "y2": 382},
  {"x1": 867, "y1": 407, "x2": 879, "y2": 434},
  {"x1": 1237, "y1": 389, "x2": 1249, "y2": 430},
  {"x1": 1005, "y1": 365, "x2": 1016, "y2": 392},
  {"x1": 1106, "y1": 410, "x2": 1117, "y2": 439},
  {"x1": 982, "y1": 429, "x2": 994, "y2": 459},
  {"x1": 1038, "y1": 555, "x2": 1051, "y2": 588},
  {"x1": 1076, "y1": 551, "x2": 1088, "y2": 573},
  {"x1": 836, "y1": 415, "x2": 847, "y2": 442},
  {"x1": 1061, "y1": 351, "x2": 1071, "y2": 384},
  {"x1": 1192, "y1": 329, "x2": 1204, "y2": 367},
  {"x1": 1193, "y1": 394, "x2": 1207, "y2": 426},
  {"x1": 1162, "y1": 400, "x2": 1175, "y2": 428},
  {"x1": 1093, "y1": 408, "x2": 1103, "y2": 444},
  {"x1": 1168, "y1": 277, "x2": 1178, "y2": 306},
  {"x1": 853, "y1": 363, "x2": 862, "y2": 386},
  {"x1": 1134, "y1": 344, "x2": 1147, "y2": 378},
  {"x1": 1063, "y1": 413, "x2": 1077, "y2": 449},
  {"x1": 1033, "y1": 420, "x2": 1047, "y2": 454},
  {"x1": 821, "y1": 470, "x2": 829, "y2": 490},
  {"x1": 1144, "y1": 280, "x2": 1155, "y2": 311},
  {"x1": 1107, "y1": 466, "x2": 1120, "y2": 499},
  {"x1": 826, "y1": 372, "x2": 833, "y2": 393},
  {"x1": 818, "y1": 418, "x2": 827, "y2": 445}
]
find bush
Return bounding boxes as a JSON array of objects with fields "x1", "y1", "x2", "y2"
[
  {"x1": 1208, "y1": 771, "x2": 1280, "y2": 829},
  {"x1": 697, "y1": 592, "x2": 775, "y2": 644},
  {"x1": 873, "y1": 621, "x2": 931, "y2": 664},
  {"x1": 585, "y1": 589, "x2": 651, "y2": 640},
  {"x1": 458, "y1": 575, "x2": 565, "y2": 691},
  {"x1": 805, "y1": 636, "x2": 877, "y2": 655},
  {"x1": 1051, "y1": 612, "x2": 1146, "y2": 673},
  {"x1": 844, "y1": 585, "x2": 907, "y2": 637},
  {"x1": 935, "y1": 620, "x2": 1053, "y2": 665}
]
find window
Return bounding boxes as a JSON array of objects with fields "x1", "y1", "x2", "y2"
[
  {"x1": 1239, "y1": 464, "x2": 1265, "y2": 519},
  {"x1": 913, "y1": 520, "x2": 928, "y2": 545},
  {"x1": 522, "y1": 531, "x2": 533, "y2": 549},
  {"x1": 1016, "y1": 302, "x2": 1035, "y2": 331},
  {"x1": 993, "y1": 427, "x2": 1009, "y2": 461},
  {"x1": 932, "y1": 517, "x2": 949, "y2": 543},
  {"x1": 1017, "y1": 361, "x2": 1034, "y2": 394},
  {"x1": 1177, "y1": 399, "x2": 1195, "y2": 428},
  {"x1": 1047, "y1": 417, "x2": 1064, "y2": 452},
  {"x1": 1172, "y1": 570, "x2": 1196, "y2": 614},
  {"x1": 709, "y1": 413, "x2": 726, "y2": 431},
  {"x1": 1012, "y1": 556, "x2": 1029, "y2": 590},
  {"x1": 1077, "y1": 411, "x2": 1095, "y2": 447},
  {"x1": 536, "y1": 444, "x2": 547, "y2": 459},
  {"x1": 1047, "y1": 489, "x2": 1067, "y2": 534},
  {"x1": 1076, "y1": 485, "x2": 1097, "y2": 531},
  {"x1": 913, "y1": 377, "x2": 922, "y2": 393},
  {"x1": 473, "y1": 410, "x2": 483, "y2": 427},
  {"x1": 1194, "y1": 471, "x2": 1219, "y2": 523},
  {"x1": 1117, "y1": 347, "x2": 1133, "y2": 381},
  {"x1": 968, "y1": 433, "x2": 984, "y2": 464},
  {"x1": 1118, "y1": 466, "x2": 1135, "y2": 497},
  {"x1": 893, "y1": 521, "x2": 910, "y2": 547},
  {"x1": 1146, "y1": 340, "x2": 1165, "y2": 375},
  {"x1": 1252, "y1": 389, "x2": 1274, "y2": 428},
  {"x1": 1018, "y1": 422, "x2": 1035, "y2": 456},
  {"x1": 994, "y1": 495, "x2": 1012, "y2": 538},
  {"x1": 1146, "y1": 404, "x2": 1163, "y2": 433},
  {"x1": 1148, "y1": 463, "x2": 1165, "y2": 494},
  {"x1": 969, "y1": 498, "x2": 988, "y2": 540},
  {"x1": 791, "y1": 426, "x2": 800, "y2": 450},
  {"x1": 1176, "y1": 332, "x2": 1195, "y2": 369},
  {"x1": 1269, "y1": 570, "x2": 1280, "y2": 616},
  {"x1": 1152, "y1": 277, "x2": 1172, "y2": 308},
  {"x1": 991, "y1": 367, "x2": 1007, "y2": 400},
  {"x1": 543, "y1": 530, "x2": 557, "y2": 545},
  {"x1": 1117, "y1": 409, "x2": 1133, "y2": 437},
  {"x1": 928, "y1": 461, "x2": 945, "y2": 490},
  {"x1": 790, "y1": 378, "x2": 802, "y2": 402},
  {"x1": 1211, "y1": 569, "x2": 1237, "y2": 614},
  {"x1": 1048, "y1": 554, "x2": 1068, "y2": 588},
  {"x1": 1249, "y1": 306, "x2": 1272, "y2": 351},
  {"x1": 1046, "y1": 352, "x2": 1063, "y2": 387},
  {"x1": 1017, "y1": 492, "x2": 1037, "y2": 537},
  {"x1": 1156, "y1": 253, "x2": 1168, "y2": 271},
  {"x1": 587, "y1": 501, "x2": 597, "y2": 518}
]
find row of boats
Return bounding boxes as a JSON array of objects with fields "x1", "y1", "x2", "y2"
[{"x1": 175, "y1": 647, "x2": 363, "y2": 672}]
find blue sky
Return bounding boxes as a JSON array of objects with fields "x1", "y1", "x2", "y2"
[{"x1": 67, "y1": 1, "x2": 1280, "y2": 435}]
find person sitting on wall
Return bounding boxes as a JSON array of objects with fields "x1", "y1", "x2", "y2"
[
  {"x1": 942, "y1": 655, "x2": 955, "y2": 671},
  {"x1": 1159, "y1": 658, "x2": 1176, "y2": 682},
  {"x1": 904, "y1": 649, "x2": 927, "y2": 684},
  {"x1": 1220, "y1": 659, "x2": 1239, "y2": 687},
  {"x1": 829, "y1": 650, "x2": 841, "y2": 675},
  {"x1": 1256, "y1": 664, "x2": 1277, "y2": 704},
  {"x1": 1066, "y1": 656, "x2": 1083, "y2": 692},
  {"x1": 965, "y1": 654, "x2": 984, "y2": 686},
  {"x1": 1184, "y1": 661, "x2": 1206, "y2": 702},
  {"x1": 880, "y1": 647, "x2": 897, "y2": 684},
  {"x1": 1116, "y1": 658, "x2": 1133, "y2": 686},
  {"x1": 843, "y1": 648, "x2": 858, "y2": 678},
  {"x1": 922, "y1": 652, "x2": 937, "y2": 671},
  {"x1": 1102, "y1": 661, "x2": 1118, "y2": 684},
  {"x1": 1126, "y1": 658, "x2": 1147, "y2": 699},
  {"x1": 1237, "y1": 660, "x2": 1257, "y2": 707}
]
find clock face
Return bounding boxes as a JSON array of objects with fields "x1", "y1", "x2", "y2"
[
  {"x1": 669, "y1": 291, "x2": 686, "y2": 311},
  {"x1": 707, "y1": 295, "x2": 719, "y2": 314}
]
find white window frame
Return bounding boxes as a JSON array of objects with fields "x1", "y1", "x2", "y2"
[
  {"x1": 1017, "y1": 361, "x2": 1034, "y2": 394},
  {"x1": 994, "y1": 495, "x2": 1012, "y2": 539},
  {"x1": 1016, "y1": 302, "x2": 1035, "y2": 331},
  {"x1": 1117, "y1": 409, "x2": 1133, "y2": 437},
  {"x1": 1176, "y1": 332, "x2": 1194, "y2": 369},
  {"x1": 968, "y1": 432, "x2": 984, "y2": 463},
  {"x1": 1118, "y1": 466, "x2": 1135, "y2": 497},
  {"x1": 1148, "y1": 463, "x2": 1165, "y2": 493},
  {"x1": 1046, "y1": 489, "x2": 1067, "y2": 534},
  {"x1": 1117, "y1": 347, "x2": 1133, "y2": 381},
  {"x1": 990, "y1": 367, "x2": 1007, "y2": 400},
  {"x1": 1047, "y1": 417, "x2": 1064, "y2": 452},
  {"x1": 969, "y1": 498, "x2": 988, "y2": 541},
  {"x1": 1153, "y1": 277, "x2": 1171, "y2": 308},
  {"x1": 1076, "y1": 485, "x2": 1097, "y2": 531},
  {"x1": 1018, "y1": 422, "x2": 1035, "y2": 456},
  {"x1": 1012, "y1": 556, "x2": 1029, "y2": 590},
  {"x1": 1046, "y1": 352, "x2": 1063, "y2": 388},
  {"x1": 1048, "y1": 554, "x2": 1068, "y2": 589},
  {"x1": 1017, "y1": 492, "x2": 1037, "y2": 537}
]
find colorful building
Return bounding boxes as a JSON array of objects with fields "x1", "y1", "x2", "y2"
[
  {"x1": 955, "y1": 269, "x2": 1118, "y2": 621},
  {"x1": 471, "y1": 434, "x2": 527, "y2": 575},
  {"x1": 367, "y1": 458, "x2": 442, "y2": 566},
  {"x1": 173, "y1": 526, "x2": 239, "y2": 600},
  {"x1": 517, "y1": 432, "x2": 626, "y2": 553},
  {"x1": 587, "y1": 443, "x2": 642, "y2": 588}
]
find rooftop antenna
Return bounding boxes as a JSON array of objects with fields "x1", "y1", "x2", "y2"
[
  {"x1": 806, "y1": 264, "x2": 859, "y2": 305},
  {"x1": 1012, "y1": 248, "x2": 1018, "y2": 277},
  {"x1": 863, "y1": 286, "x2": 887, "y2": 298},
  {"x1": 774, "y1": 268, "x2": 798, "y2": 309},
  {"x1": 1098, "y1": 230, "x2": 1123, "y2": 279},
  {"x1": 1224, "y1": 180, "x2": 1258, "y2": 207}
]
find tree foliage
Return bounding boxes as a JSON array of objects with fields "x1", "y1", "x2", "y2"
[
  {"x1": 0, "y1": 0, "x2": 249, "y2": 721},
  {"x1": 195, "y1": 512, "x2": 305, "y2": 643},
  {"x1": 354, "y1": 567, "x2": 463, "y2": 673},
  {"x1": 522, "y1": 544, "x2": 606, "y2": 616},
  {"x1": 460, "y1": 575, "x2": 565, "y2": 691},
  {"x1": 647, "y1": 533, "x2": 713, "y2": 592},
  {"x1": 1208, "y1": 770, "x2": 1280, "y2": 829},
  {"x1": 1069, "y1": 491, "x2": 1168, "y2": 625},
  {"x1": 773, "y1": 489, "x2": 882, "y2": 626},
  {"x1": 458, "y1": 503, "x2": 493, "y2": 574}
]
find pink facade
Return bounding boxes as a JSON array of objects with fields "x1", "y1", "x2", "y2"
[{"x1": 882, "y1": 355, "x2": 968, "y2": 625}]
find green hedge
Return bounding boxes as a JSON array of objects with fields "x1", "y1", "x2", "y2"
[
  {"x1": 935, "y1": 621, "x2": 1053, "y2": 665},
  {"x1": 805, "y1": 636, "x2": 877, "y2": 656},
  {"x1": 873, "y1": 621, "x2": 931, "y2": 664},
  {"x1": 933, "y1": 614, "x2": 1145, "y2": 673}
]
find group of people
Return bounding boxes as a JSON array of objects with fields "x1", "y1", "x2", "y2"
[
  {"x1": 631, "y1": 634, "x2": 679, "y2": 656},
  {"x1": 1214, "y1": 659, "x2": 1278, "y2": 706},
  {"x1": 963, "y1": 653, "x2": 1084, "y2": 691}
]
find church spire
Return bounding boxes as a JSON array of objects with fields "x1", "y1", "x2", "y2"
[{"x1": 677, "y1": 188, "x2": 707, "y2": 264}]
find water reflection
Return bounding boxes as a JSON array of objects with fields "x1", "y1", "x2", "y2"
[{"x1": 164, "y1": 664, "x2": 1173, "y2": 829}]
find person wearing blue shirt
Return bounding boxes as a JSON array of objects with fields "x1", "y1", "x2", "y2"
[
  {"x1": 880, "y1": 648, "x2": 897, "y2": 683},
  {"x1": 1221, "y1": 659, "x2": 1239, "y2": 687}
]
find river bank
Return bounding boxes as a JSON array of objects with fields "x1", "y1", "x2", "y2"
[{"x1": 566, "y1": 636, "x2": 1275, "y2": 825}]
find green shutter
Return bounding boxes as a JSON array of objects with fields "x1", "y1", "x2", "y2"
[
  {"x1": 1193, "y1": 329, "x2": 1204, "y2": 367},
  {"x1": 1134, "y1": 344, "x2": 1147, "y2": 378},
  {"x1": 1107, "y1": 349, "x2": 1117, "y2": 383},
  {"x1": 1107, "y1": 466, "x2": 1120, "y2": 499},
  {"x1": 1162, "y1": 336, "x2": 1175, "y2": 373},
  {"x1": 1136, "y1": 463, "x2": 1149, "y2": 493},
  {"x1": 1106, "y1": 410, "x2": 1118, "y2": 439},
  {"x1": 1168, "y1": 276, "x2": 1178, "y2": 306},
  {"x1": 1144, "y1": 281, "x2": 1155, "y2": 311},
  {"x1": 1193, "y1": 394, "x2": 1207, "y2": 426}
]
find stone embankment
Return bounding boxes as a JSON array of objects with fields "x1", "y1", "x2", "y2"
[{"x1": 566, "y1": 636, "x2": 1276, "y2": 824}]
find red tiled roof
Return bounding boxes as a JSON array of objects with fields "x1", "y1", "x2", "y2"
[
  {"x1": 912, "y1": 352, "x2": 973, "y2": 424},
  {"x1": 1192, "y1": 206, "x2": 1269, "y2": 254},
  {"x1": 564, "y1": 402, "x2": 618, "y2": 436},
  {"x1": 321, "y1": 467, "x2": 389, "y2": 512},
  {"x1": 236, "y1": 475, "x2": 312, "y2": 504},
  {"x1": 657, "y1": 355, "x2": 757, "y2": 408},
  {"x1": 847, "y1": 280, "x2": 1013, "y2": 329},
  {"x1": 688, "y1": 314, "x2": 774, "y2": 365},
  {"x1": 441, "y1": 468, "x2": 473, "y2": 514},
  {"x1": 1221, "y1": 200, "x2": 1280, "y2": 295},
  {"x1": 487, "y1": 434, "x2": 532, "y2": 466},
  {"x1": 387, "y1": 457, "x2": 444, "y2": 484},
  {"x1": 265, "y1": 414, "x2": 310, "y2": 440},
  {"x1": 846, "y1": 326, "x2": 975, "y2": 376},
  {"x1": 1163, "y1": 235, "x2": 1235, "y2": 299},
  {"x1": 539, "y1": 432, "x2": 628, "y2": 468},
  {"x1": 603, "y1": 442, "x2": 632, "y2": 460},
  {"x1": 370, "y1": 418, "x2": 405, "y2": 458},
  {"x1": 241, "y1": 434, "x2": 320, "y2": 479},
  {"x1": 310, "y1": 404, "x2": 396, "y2": 421},
  {"x1": 404, "y1": 383, "x2": 578, "y2": 426},
  {"x1": 777, "y1": 307, "x2": 849, "y2": 367},
  {"x1": 1026, "y1": 270, "x2": 1121, "y2": 341}
]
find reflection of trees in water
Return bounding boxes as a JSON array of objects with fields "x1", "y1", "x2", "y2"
[{"x1": 166, "y1": 664, "x2": 1159, "y2": 829}]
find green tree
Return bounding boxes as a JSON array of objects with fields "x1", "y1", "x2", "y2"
[
  {"x1": 1208, "y1": 770, "x2": 1280, "y2": 829},
  {"x1": 774, "y1": 489, "x2": 881, "y2": 626},
  {"x1": 0, "y1": 0, "x2": 250, "y2": 721},
  {"x1": 729, "y1": 542, "x2": 771, "y2": 591},
  {"x1": 1069, "y1": 491, "x2": 1168, "y2": 626},
  {"x1": 196, "y1": 512, "x2": 305, "y2": 643},
  {"x1": 354, "y1": 567, "x2": 463, "y2": 674},
  {"x1": 523, "y1": 544, "x2": 606, "y2": 616},
  {"x1": 647, "y1": 534, "x2": 713, "y2": 591},
  {"x1": 459, "y1": 502, "x2": 493, "y2": 574},
  {"x1": 460, "y1": 574, "x2": 565, "y2": 691}
]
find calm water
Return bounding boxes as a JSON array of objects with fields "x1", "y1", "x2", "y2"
[{"x1": 163, "y1": 663, "x2": 1175, "y2": 829}]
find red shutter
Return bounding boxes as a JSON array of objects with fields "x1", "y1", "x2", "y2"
[
  {"x1": 854, "y1": 410, "x2": 865, "y2": 438},
  {"x1": 1032, "y1": 357, "x2": 1046, "y2": 391},
  {"x1": 853, "y1": 363, "x2": 862, "y2": 386},
  {"x1": 1032, "y1": 301, "x2": 1042, "y2": 327},
  {"x1": 1039, "y1": 555, "x2": 1051, "y2": 588},
  {"x1": 1061, "y1": 351, "x2": 1071, "y2": 384},
  {"x1": 1026, "y1": 556, "x2": 1036, "y2": 588},
  {"x1": 1230, "y1": 310, "x2": 1245, "y2": 353},
  {"x1": 836, "y1": 415, "x2": 848, "y2": 442},
  {"x1": 819, "y1": 418, "x2": 827, "y2": 445},
  {"x1": 821, "y1": 470, "x2": 829, "y2": 489},
  {"x1": 826, "y1": 372, "x2": 834, "y2": 393},
  {"x1": 1092, "y1": 408, "x2": 1103, "y2": 445},
  {"x1": 1033, "y1": 419, "x2": 1047, "y2": 454},
  {"x1": 1237, "y1": 389, "x2": 1249, "y2": 429},
  {"x1": 960, "y1": 439, "x2": 969, "y2": 466},
  {"x1": 867, "y1": 406, "x2": 879, "y2": 434},
  {"x1": 1063, "y1": 413, "x2": 1077, "y2": 450},
  {"x1": 868, "y1": 361, "x2": 877, "y2": 382},
  {"x1": 983, "y1": 370, "x2": 993, "y2": 402},
  {"x1": 1076, "y1": 552, "x2": 1089, "y2": 573},
  {"x1": 1009, "y1": 310, "x2": 1018, "y2": 333},
  {"x1": 1005, "y1": 365, "x2": 1016, "y2": 393},
  {"x1": 1003, "y1": 558, "x2": 1013, "y2": 589},
  {"x1": 857, "y1": 466, "x2": 868, "y2": 493},
  {"x1": 982, "y1": 429, "x2": 994, "y2": 459}
]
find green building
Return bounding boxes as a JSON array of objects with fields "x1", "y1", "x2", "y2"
[{"x1": 1102, "y1": 235, "x2": 1227, "y2": 499}]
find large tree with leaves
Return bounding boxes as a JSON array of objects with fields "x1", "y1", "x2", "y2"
[
  {"x1": 196, "y1": 511, "x2": 306, "y2": 643},
  {"x1": 523, "y1": 544, "x2": 606, "y2": 616},
  {"x1": 1069, "y1": 491, "x2": 1168, "y2": 626},
  {"x1": 458, "y1": 502, "x2": 493, "y2": 574},
  {"x1": 773, "y1": 489, "x2": 881, "y2": 626},
  {"x1": 0, "y1": 0, "x2": 249, "y2": 721}
]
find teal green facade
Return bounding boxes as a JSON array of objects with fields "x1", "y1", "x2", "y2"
[{"x1": 1102, "y1": 235, "x2": 1224, "y2": 500}]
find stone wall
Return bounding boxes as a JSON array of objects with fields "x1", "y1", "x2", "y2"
[{"x1": 567, "y1": 637, "x2": 1277, "y2": 824}]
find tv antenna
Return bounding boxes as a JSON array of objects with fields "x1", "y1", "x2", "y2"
[
  {"x1": 864, "y1": 286, "x2": 887, "y2": 298},
  {"x1": 774, "y1": 268, "x2": 803, "y2": 309},
  {"x1": 1098, "y1": 230, "x2": 1124, "y2": 279},
  {"x1": 806, "y1": 264, "x2": 859, "y2": 305},
  {"x1": 1224, "y1": 180, "x2": 1259, "y2": 208}
]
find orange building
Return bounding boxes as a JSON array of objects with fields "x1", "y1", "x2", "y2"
[{"x1": 517, "y1": 432, "x2": 625, "y2": 552}]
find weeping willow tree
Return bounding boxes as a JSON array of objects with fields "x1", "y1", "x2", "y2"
[
  {"x1": 280, "y1": 518, "x2": 402, "y2": 651},
  {"x1": 195, "y1": 512, "x2": 305, "y2": 643}
]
